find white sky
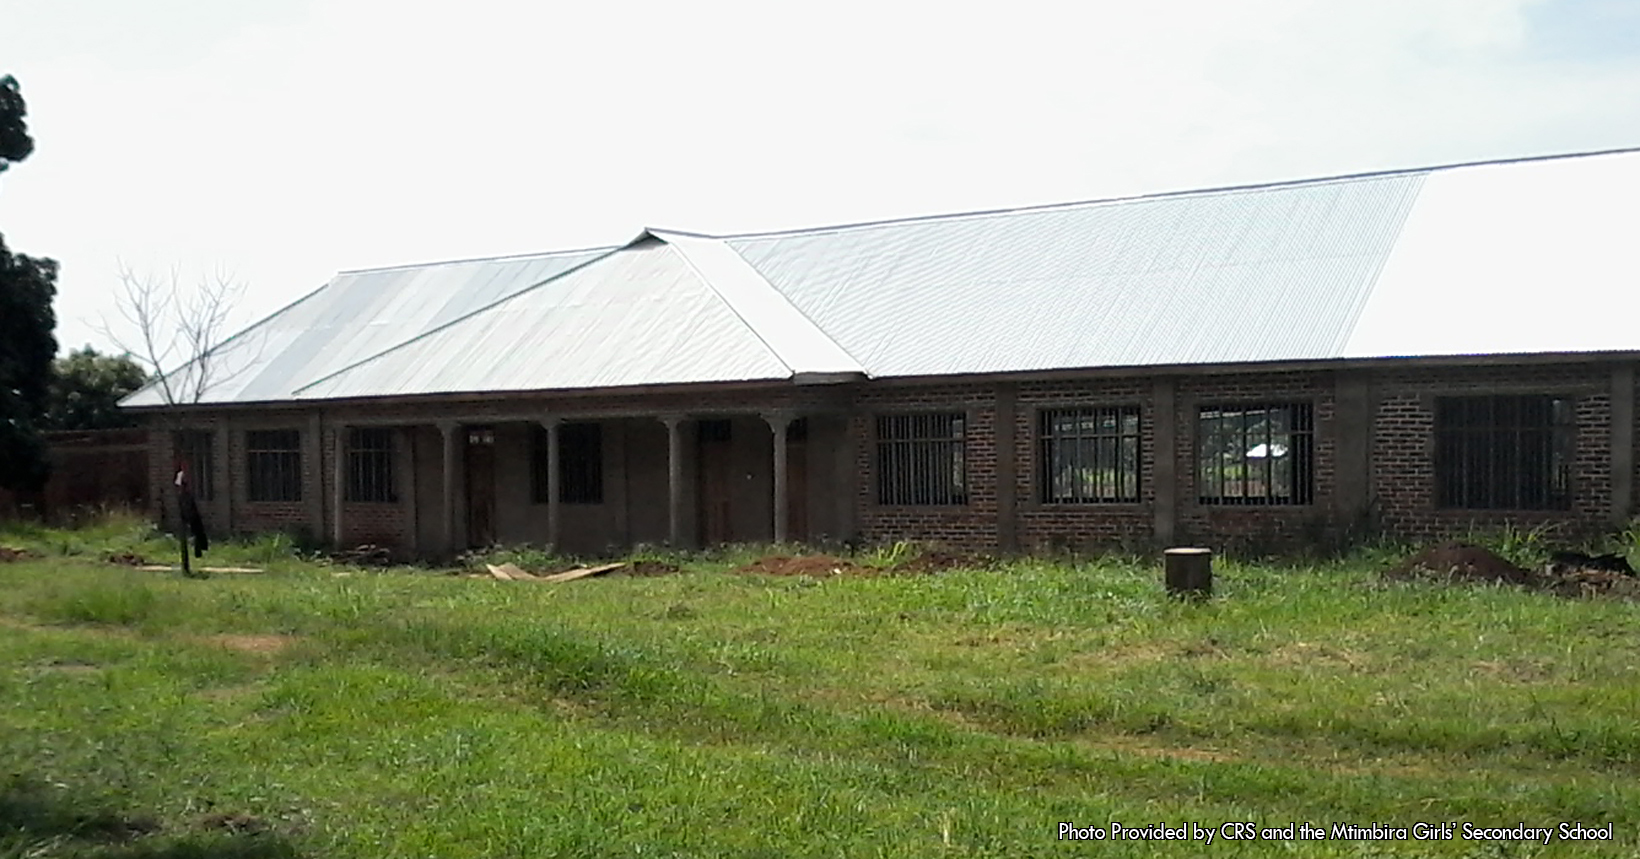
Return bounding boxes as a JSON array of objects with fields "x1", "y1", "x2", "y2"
[{"x1": 2, "y1": 0, "x2": 1639, "y2": 355}]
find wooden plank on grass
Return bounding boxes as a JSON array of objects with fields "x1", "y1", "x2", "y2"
[{"x1": 539, "y1": 562, "x2": 626, "y2": 583}]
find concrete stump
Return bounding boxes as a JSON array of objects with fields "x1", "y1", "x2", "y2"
[{"x1": 1164, "y1": 547, "x2": 1212, "y2": 599}]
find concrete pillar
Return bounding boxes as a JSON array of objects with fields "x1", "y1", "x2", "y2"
[
  {"x1": 994, "y1": 382, "x2": 1018, "y2": 553},
  {"x1": 538, "y1": 418, "x2": 562, "y2": 550},
  {"x1": 1151, "y1": 379, "x2": 1177, "y2": 546},
  {"x1": 662, "y1": 415, "x2": 685, "y2": 547},
  {"x1": 331, "y1": 423, "x2": 347, "y2": 546},
  {"x1": 438, "y1": 421, "x2": 459, "y2": 554},
  {"x1": 764, "y1": 412, "x2": 793, "y2": 544},
  {"x1": 1612, "y1": 363, "x2": 1636, "y2": 526}
]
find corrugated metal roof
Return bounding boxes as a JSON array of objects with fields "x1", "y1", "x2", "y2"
[
  {"x1": 121, "y1": 247, "x2": 611, "y2": 406},
  {"x1": 120, "y1": 148, "x2": 1640, "y2": 408},
  {"x1": 659, "y1": 231, "x2": 866, "y2": 378},
  {"x1": 1342, "y1": 150, "x2": 1640, "y2": 358},
  {"x1": 728, "y1": 172, "x2": 1426, "y2": 377},
  {"x1": 292, "y1": 240, "x2": 795, "y2": 400}
]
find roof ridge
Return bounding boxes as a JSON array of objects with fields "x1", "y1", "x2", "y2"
[
  {"x1": 654, "y1": 231, "x2": 866, "y2": 378},
  {"x1": 719, "y1": 145, "x2": 1640, "y2": 241},
  {"x1": 336, "y1": 243, "x2": 618, "y2": 275}
]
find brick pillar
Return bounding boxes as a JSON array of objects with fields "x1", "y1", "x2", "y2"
[
  {"x1": 1612, "y1": 363, "x2": 1636, "y2": 526},
  {"x1": 1152, "y1": 379, "x2": 1177, "y2": 545},
  {"x1": 994, "y1": 382, "x2": 1018, "y2": 553},
  {"x1": 1332, "y1": 371, "x2": 1375, "y2": 530}
]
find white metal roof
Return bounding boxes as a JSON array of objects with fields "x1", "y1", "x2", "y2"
[{"x1": 120, "y1": 148, "x2": 1640, "y2": 408}]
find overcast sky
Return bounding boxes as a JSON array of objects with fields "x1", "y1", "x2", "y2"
[{"x1": 3, "y1": 0, "x2": 1639, "y2": 355}]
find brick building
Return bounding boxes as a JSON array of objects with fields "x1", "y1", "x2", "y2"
[{"x1": 122, "y1": 150, "x2": 1640, "y2": 557}]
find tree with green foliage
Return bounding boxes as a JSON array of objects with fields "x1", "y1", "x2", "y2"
[
  {"x1": 43, "y1": 347, "x2": 149, "y2": 431},
  {"x1": 0, "y1": 74, "x2": 59, "y2": 492}
]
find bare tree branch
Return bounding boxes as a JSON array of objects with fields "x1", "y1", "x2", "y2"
[{"x1": 98, "y1": 261, "x2": 258, "y2": 409}]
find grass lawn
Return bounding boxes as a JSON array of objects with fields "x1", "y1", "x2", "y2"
[{"x1": 2, "y1": 518, "x2": 1639, "y2": 857}]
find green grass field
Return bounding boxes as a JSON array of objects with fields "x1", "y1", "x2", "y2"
[{"x1": 2, "y1": 515, "x2": 1638, "y2": 857}]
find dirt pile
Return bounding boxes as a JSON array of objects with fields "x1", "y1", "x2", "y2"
[
  {"x1": 625, "y1": 560, "x2": 682, "y2": 577},
  {"x1": 735, "y1": 555, "x2": 869, "y2": 577},
  {"x1": 1385, "y1": 542, "x2": 1640, "y2": 599},
  {"x1": 0, "y1": 546, "x2": 37, "y2": 562},
  {"x1": 106, "y1": 551, "x2": 147, "y2": 566},
  {"x1": 1386, "y1": 543, "x2": 1535, "y2": 585}
]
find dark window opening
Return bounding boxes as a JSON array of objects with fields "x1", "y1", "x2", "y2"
[
  {"x1": 786, "y1": 417, "x2": 809, "y2": 442},
  {"x1": 532, "y1": 422, "x2": 604, "y2": 504},
  {"x1": 174, "y1": 429, "x2": 215, "y2": 501},
  {"x1": 1435, "y1": 394, "x2": 1573, "y2": 510},
  {"x1": 1039, "y1": 406, "x2": 1141, "y2": 503},
  {"x1": 246, "y1": 429, "x2": 302, "y2": 503},
  {"x1": 346, "y1": 427, "x2": 396, "y2": 503},
  {"x1": 697, "y1": 419, "x2": 733, "y2": 442},
  {"x1": 876, "y1": 413, "x2": 967, "y2": 505},
  {"x1": 1197, "y1": 403, "x2": 1314, "y2": 505}
]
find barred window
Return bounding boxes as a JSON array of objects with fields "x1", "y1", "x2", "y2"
[
  {"x1": 876, "y1": 413, "x2": 967, "y2": 505},
  {"x1": 346, "y1": 427, "x2": 396, "y2": 503},
  {"x1": 1039, "y1": 406, "x2": 1141, "y2": 503},
  {"x1": 246, "y1": 429, "x2": 302, "y2": 502},
  {"x1": 1435, "y1": 395, "x2": 1573, "y2": 510},
  {"x1": 1197, "y1": 403, "x2": 1313, "y2": 505},
  {"x1": 174, "y1": 429, "x2": 215, "y2": 501},
  {"x1": 531, "y1": 422, "x2": 604, "y2": 504}
]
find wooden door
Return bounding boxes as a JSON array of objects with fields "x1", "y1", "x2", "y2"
[
  {"x1": 465, "y1": 426, "x2": 496, "y2": 548},
  {"x1": 697, "y1": 420, "x2": 734, "y2": 546}
]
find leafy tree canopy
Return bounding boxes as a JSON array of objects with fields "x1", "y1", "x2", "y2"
[
  {"x1": 0, "y1": 73, "x2": 57, "y2": 491},
  {"x1": 44, "y1": 347, "x2": 148, "y2": 431}
]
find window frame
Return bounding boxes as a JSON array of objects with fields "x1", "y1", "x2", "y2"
[
  {"x1": 345, "y1": 427, "x2": 397, "y2": 503},
  {"x1": 874, "y1": 411, "x2": 968, "y2": 506},
  {"x1": 1434, "y1": 393, "x2": 1574, "y2": 511},
  {"x1": 531, "y1": 422, "x2": 605, "y2": 505},
  {"x1": 1195, "y1": 402, "x2": 1315, "y2": 506},
  {"x1": 1036, "y1": 405, "x2": 1143, "y2": 505},
  {"x1": 245, "y1": 429, "x2": 303, "y2": 503}
]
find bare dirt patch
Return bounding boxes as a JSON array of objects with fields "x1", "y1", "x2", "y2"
[
  {"x1": 205, "y1": 634, "x2": 296, "y2": 655},
  {"x1": 735, "y1": 555, "x2": 871, "y2": 577},
  {"x1": 0, "y1": 546, "x2": 39, "y2": 562},
  {"x1": 625, "y1": 560, "x2": 682, "y2": 577},
  {"x1": 1384, "y1": 542, "x2": 1640, "y2": 599}
]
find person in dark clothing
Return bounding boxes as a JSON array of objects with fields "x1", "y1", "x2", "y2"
[{"x1": 175, "y1": 463, "x2": 209, "y2": 557}]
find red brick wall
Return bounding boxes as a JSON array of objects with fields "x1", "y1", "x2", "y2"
[
  {"x1": 143, "y1": 360, "x2": 1635, "y2": 558},
  {"x1": 1370, "y1": 364, "x2": 1612, "y2": 542},
  {"x1": 852, "y1": 383, "x2": 1000, "y2": 550},
  {"x1": 1014, "y1": 379, "x2": 1154, "y2": 551}
]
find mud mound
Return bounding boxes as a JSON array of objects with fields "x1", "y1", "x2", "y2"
[
  {"x1": 0, "y1": 546, "x2": 37, "y2": 562},
  {"x1": 1385, "y1": 542, "x2": 1534, "y2": 585},
  {"x1": 891, "y1": 550, "x2": 995, "y2": 574},
  {"x1": 1385, "y1": 542, "x2": 1640, "y2": 599},
  {"x1": 626, "y1": 560, "x2": 682, "y2": 577},
  {"x1": 736, "y1": 555, "x2": 869, "y2": 577}
]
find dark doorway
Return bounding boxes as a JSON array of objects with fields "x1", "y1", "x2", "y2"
[
  {"x1": 697, "y1": 419, "x2": 735, "y2": 546},
  {"x1": 465, "y1": 426, "x2": 496, "y2": 548},
  {"x1": 786, "y1": 419, "x2": 808, "y2": 542}
]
